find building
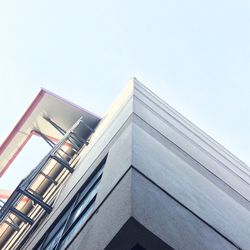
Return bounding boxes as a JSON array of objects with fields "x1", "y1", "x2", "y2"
[{"x1": 0, "y1": 78, "x2": 249, "y2": 250}]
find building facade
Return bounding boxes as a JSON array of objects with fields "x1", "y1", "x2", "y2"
[{"x1": 0, "y1": 79, "x2": 250, "y2": 249}]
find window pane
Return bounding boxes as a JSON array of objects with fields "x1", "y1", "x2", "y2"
[
  {"x1": 44, "y1": 225, "x2": 64, "y2": 250},
  {"x1": 77, "y1": 167, "x2": 103, "y2": 202},
  {"x1": 70, "y1": 179, "x2": 100, "y2": 226},
  {"x1": 60, "y1": 203, "x2": 95, "y2": 249},
  {"x1": 43, "y1": 206, "x2": 71, "y2": 245}
]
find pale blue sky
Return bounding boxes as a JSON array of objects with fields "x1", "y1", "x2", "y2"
[{"x1": 0, "y1": 1, "x2": 249, "y2": 191}]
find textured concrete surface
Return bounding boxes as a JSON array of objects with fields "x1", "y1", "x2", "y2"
[{"x1": 131, "y1": 169, "x2": 237, "y2": 250}]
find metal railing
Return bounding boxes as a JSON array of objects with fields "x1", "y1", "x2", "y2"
[{"x1": 0, "y1": 117, "x2": 93, "y2": 235}]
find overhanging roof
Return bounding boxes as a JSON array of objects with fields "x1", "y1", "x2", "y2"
[{"x1": 0, "y1": 88, "x2": 100, "y2": 177}]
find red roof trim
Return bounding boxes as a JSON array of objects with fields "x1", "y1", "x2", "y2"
[
  {"x1": 0, "y1": 88, "x2": 100, "y2": 178},
  {"x1": 0, "y1": 90, "x2": 45, "y2": 177},
  {"x1": 0, "y1": 133, "x2": 32, "y2": 177}
]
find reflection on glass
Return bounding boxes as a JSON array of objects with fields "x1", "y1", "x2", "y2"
[
  {"x1": 70, "y1": 180, "x2": 100, "y2": 225},
  {"x1": 60, "y1": 203, "x2": 94, "y2": 249},
  {"x1": 44, "y1": 225, "x2": 64, "y2": 250}
]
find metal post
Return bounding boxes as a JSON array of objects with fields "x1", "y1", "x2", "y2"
[
  {"x1": 4, "y1": 217, "x2": 20, "y2": 231},
  {"x1": 40, "y1": 172, "x2": 58, "y2": 185},
  {"x1": 50, "y1": 155, "x2": 74, "y2": 173},
  {"x1": 43, "y1": 117, "x2": 66, "y2": 136},
  {"x1": 10, "y1": 207, "x2": 33, "y2": 225},
  {"x1": 18, "y1": 189, "x2": 52, "y2": 213},
  {"x1": 81, "y1": 120, "x2": 95, "y2": 133},
  {"x1": 34, "y1": 130, "x2": 55, "y2": 148}
]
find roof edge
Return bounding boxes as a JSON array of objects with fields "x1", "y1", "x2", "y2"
[
  {"x1": 0, "y1": 89, "x2": 45, "y2": 157},
  {"x1": 41, "y1": 88, "x2": 101, "y2": 119}
]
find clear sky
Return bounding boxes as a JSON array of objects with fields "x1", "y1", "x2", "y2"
[{"x1": 0, "y1": 1, "x2": 249, "y2": 191}]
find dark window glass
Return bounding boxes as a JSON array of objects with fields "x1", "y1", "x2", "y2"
[
  {"x1": 66, "y1": 178, "x2": 101, "y2": 228},
  {"x1": 131, "y1": 243, "x2": 146, "y2": 250},
  {"x1": 44, "y1": 226, "x2": 64, "y2": 250},
  {"x1": 59, "y1": 202, "x2": 95, "y2": 249},
  {"x1": 42, "y1": 204, "x2": 72, "y2": 249}
]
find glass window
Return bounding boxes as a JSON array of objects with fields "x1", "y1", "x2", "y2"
[
  {"x1": 68, "y1": 179, "x2": 100, "y2": 227},
  {"x1": 42, "y1": 206, "x2": 72, "y2": 248},
  {"x1": 44, "y1": 225, "x2": 64, "y2": 250},
  {"x1": 59, "y1": 202, "x2": 95, "y2": 249},
  {"x1": 77, "y1": 164, "x2": 104, "y2": 202}
]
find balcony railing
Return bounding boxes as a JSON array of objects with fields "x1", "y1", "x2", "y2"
[{"x1": 0, "y1": 116, "x2": 95, "y2": 249}]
